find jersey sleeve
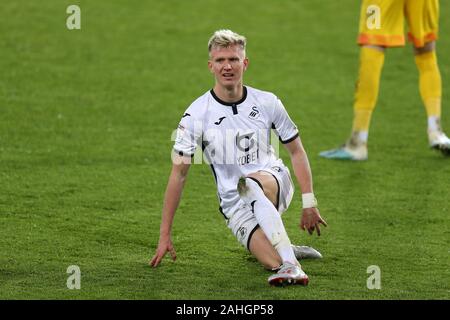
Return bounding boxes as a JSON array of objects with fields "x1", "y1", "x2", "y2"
[
  {"x1": 173, "y1": 108, "x2": 203, "y2": 157},
  {"x1": 271, "y1": 96, "x2": 299, "y2": 144}
]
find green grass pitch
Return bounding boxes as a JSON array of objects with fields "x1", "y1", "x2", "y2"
[{"x1": 1, "y1": 0, "x2": 449, "y2": 299}]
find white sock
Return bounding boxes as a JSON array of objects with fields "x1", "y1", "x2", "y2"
[
  {"x1": 357, "y1": 131, "x2": 368, "y2": 143},
  {"x1": 428, "y1": 116, "x2": 441, "y2": 132},
  {"x1": 239, "y1": 178, "x2": 298, "y2": 265}
]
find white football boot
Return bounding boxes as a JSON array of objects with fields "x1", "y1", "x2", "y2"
[
  {"x1": 319, "y1": 132, "x2": 368, "y2": 161},
  {"x1": 428, "y1": 130, "x2": 450, "y2": 156},
  {"x1": 268, "y1": 262, "x2": 309, "y2": 286},
  {"x1": 291, "y1": 245, "x2": 323, "y2": 260}
]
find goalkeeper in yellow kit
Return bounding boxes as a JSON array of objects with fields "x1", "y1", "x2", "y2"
[{"x1": 320, "y1": 0, "x2": 450, "y2": 160}]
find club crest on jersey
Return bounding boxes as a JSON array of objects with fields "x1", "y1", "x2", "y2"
[{"x1": 248, "y1": 106, "x2": 260, "y2": 120}]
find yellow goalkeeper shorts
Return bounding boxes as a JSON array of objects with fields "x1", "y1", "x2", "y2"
[{"x1": 358, "y1": 0, "x2": 439, "y2": 48}]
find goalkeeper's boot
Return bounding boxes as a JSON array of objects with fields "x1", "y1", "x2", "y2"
[
  {"x1": 292, "y1": 245, "x2": 322, "y2": 260},
  {"x1": 268, "y1": 262, "x2": 309, "y2": 286},
  {"x1": 319, "y1": 133, "x2": 368, "y2": 161},
  {"x1": 428, "y1": 129, "x2": 450, "y2": 156}
]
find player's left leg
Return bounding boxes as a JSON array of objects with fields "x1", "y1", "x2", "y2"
[
  {"x1": 407, "y1": 0, "x2": 449, "y2": 155},
  {"x1": 413, "y1": 41, "x2": 449, "y2": 155}
]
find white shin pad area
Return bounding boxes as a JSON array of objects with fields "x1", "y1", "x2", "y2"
[{"x1": 239, "y1": 178, "x2": 297, "y2": 265}]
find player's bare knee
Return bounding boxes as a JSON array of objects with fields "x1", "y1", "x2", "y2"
[
  {"x1": 244, "y1": 172, "x2": 277, "y2": 205},
  {"x1": 237, "y1": 174, "x2": 264, "y2": 196},
  {"x1": 237, "y1": 176, "x2": 249, "y2": 195}
]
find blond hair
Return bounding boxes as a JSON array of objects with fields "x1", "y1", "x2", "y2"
[{"x1": 208, "y1": 29, "x2": 246, "y2": 55}]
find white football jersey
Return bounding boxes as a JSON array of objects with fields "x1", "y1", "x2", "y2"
[{"x1": 173, "y1": 86, "x2": 299, "y2": 219}]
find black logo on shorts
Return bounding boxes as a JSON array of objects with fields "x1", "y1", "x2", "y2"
[
  {"x1": 238, "y1": 227, "x2": 247, "y2": 238},
  {"x1": 182, "y1": 113, "x2": 191, "y2": 118}
]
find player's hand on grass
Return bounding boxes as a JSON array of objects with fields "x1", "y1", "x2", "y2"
[
  {"x1": 300, "y1": 208, "x2": 327, "y2": 236},
  {"x1": 150, "y1": 236, "x2": 177, "y2": 267}
]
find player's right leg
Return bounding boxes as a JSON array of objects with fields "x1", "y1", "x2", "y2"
[
  {"x1": 234, "y1": 171, "x2": 309, "y2": 286},
  {"x1": 319, "y1": 45, "x2": 384, "y2": 161},
  {"x1": 245, "y1": 169, "x2": 322, "y2": 261},
  {"x1": 248, "y1": 227, "x2": 282, "y2": 270},
  {"x1": 248, "y1": 228, "x2": 320, "y2": 286},
  {"x1": 320, "y1": 0, "x2": 402, "y2": 160},
  {"x1": 248, "y1": 229, "x2": 322, "y2": 267},
  {"x1": 227, "y1": 200, "x2": 308, "y2": 286}
]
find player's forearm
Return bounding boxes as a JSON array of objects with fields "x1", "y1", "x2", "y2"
[
  {"x1": 290, "y1": 148, "x2": 314, "y2": 195},
  {"x1": 159, "y1": 169, "x2": 188, "y2": 237}
]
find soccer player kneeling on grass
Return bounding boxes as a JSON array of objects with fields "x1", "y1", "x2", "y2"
[{"x1": 150, "y1": 30, "x2": 327, "y2": 286}]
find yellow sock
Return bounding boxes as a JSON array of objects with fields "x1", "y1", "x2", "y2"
[
  {"x1": 352, "y1": 47, "x2": 385, "y2": 133},
  {"x1": 415, "y1": 51, "x2": 441, "y2": 118}
]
